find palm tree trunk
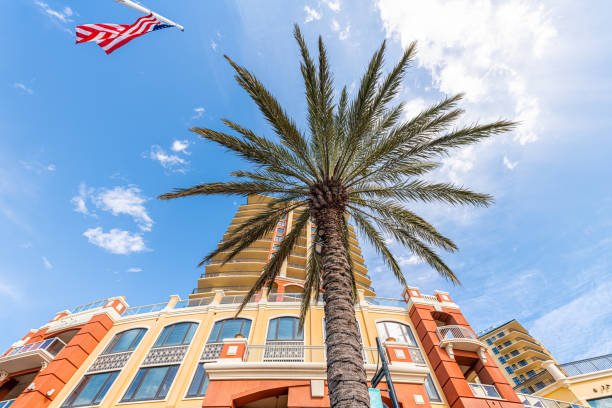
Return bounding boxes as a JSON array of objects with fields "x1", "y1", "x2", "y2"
[{"x1": 319, "y1": 206, "x2": 370, "y2": 408}]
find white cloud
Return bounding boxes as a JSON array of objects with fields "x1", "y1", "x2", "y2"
[
  {"x1": 42, "y1": 256, "x2": 53, "y2": 270},
  {"x1": 210, "y1": 40, "x2": 217, "y2": 52},
  {"x1": 339, "y1": 25, "x2": 350, "y2": 40},
  {"x1": 403, "y1": 97, "x2": 427, "y2": 119},
  {"x1": 529, "y1": 281, "x2": 612, "y2": 362},
  {"x1": 192, "y1": 107, "x2": 205, "y2": 119},
  {"x1": 331, "y1": 19, "x2": 340, "y2": 32},
  {"x1": 323, "y1": 0, "x2": 341, "y2": 12},
  {"x1": 398, "y1": 255, "x2": 422, "y2": 266},
  {"x1": 503, "y1": 155, "x2": 518, "y2": 170},
  {"x1": 148, "y1": 145, "x2": 188, "y2": 173},
  {"x1": 34, "y1": 1, "x2": 73, "y2": 23},
  {"x1": 71, "y1": 182, "x2": 94, "y2": 215},
  {"x1": 377, "y1": 0, "x2": 557, "y2": 145},
  {"x1": 126, "y1": 267, "x2": 142, "y2": 273},
  {"x1": 83, "y1": 227, "x2": 147, "y2": 255},
  {"x1": 94, "y1": 186, "x2": 153, "y2": 232},
  {"x1": 171, "y1": 139, "x2": 190, "y2": 154},
  {"x1": 304, "y1": 6, "x2": 321, "y2": 23},
  {"x1": 13, "y1": 82, "x2": 33, "y2": 95},
  {"x1": 21, "y1": 160, "x2": 56, "y2": 174}
]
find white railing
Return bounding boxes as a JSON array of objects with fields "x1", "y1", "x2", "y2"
[
  {"x1": 244, "y1": 343, "x2": 324, "y2": 363},
  {"x1": 6, "y1": 337, "x2": 66, "y2": 358},
  {"x1": 517, "y1": 393, "x2": 590, "y2": 408},
  {"x1": 0, "y1": 399, "x2": 16, "y2": 408},
  {"x1": 174, "y1": 297, "x2": 214, "y2": 309},
  {"x1": 437, "y1": 325, "x2": 477, "y2": 341},
  {"x1": 469, "y1": 383, "x2": 501, "y2": 399},
  {"x1": 421, "y1": 294, "x2": 439, "y2": 302},
  {"x1": 365, "y1": 297, "x2": 406, "y2": 308},
  {"x1": 123, "y1": 302, "x2": 167, "y2": 316},
  {"x1": 219, "y1": 295, "x2": 256, "y2": 305},
  {"x1": 268, "y1": 293, "x2": 303, "y2": 303},
  {"x1": 561, "y1": 354, "x2": 612, "y2": 376},
  {"x1": 72, "y1": 298, "x2": 107, "y2": 313}
]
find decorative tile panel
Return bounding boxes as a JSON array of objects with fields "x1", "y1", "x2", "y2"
[
  {"x1": 201, "y1": 343, "x2": 223, "y2": 361},
  {"x1": 263, "y1": 341, "x2": 304, "y2": 362},
  {"x1": 141, "y1": 345, "x2": 189, "y2": 367},
  {"x1": 87, "y1": 351, "x2": 132, "y2": 373}
]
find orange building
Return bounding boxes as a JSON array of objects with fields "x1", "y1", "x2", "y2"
[{"x1": 0, "y1": 196, "x2": 590, "y2": 408}]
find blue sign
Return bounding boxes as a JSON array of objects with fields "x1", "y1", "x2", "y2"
[{"x1": 369, "y1": 388, "x2": 384, "y2": 408}]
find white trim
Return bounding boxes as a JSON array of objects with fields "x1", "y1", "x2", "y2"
[{"x1": 533, "y1": 368, "x2": 612, "y2": 397}]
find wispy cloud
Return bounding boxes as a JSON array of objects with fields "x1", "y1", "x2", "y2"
[
  {"x1": 192, "y1": 107, "x2": 205, "y2": 119},
  {"x1": 34, "y1": 1, "x2": 73, "y2": 23},
  {"x1": 304, "y1": 6, "x2": 321, "y2": 23},
  {"x1": 171, "y1": 139, "x2": 190, "y2": 154},
  {"x1": 13, "y1": 82, "x2": 34, "y2": 95},
  {"x1": 323, "y1": 0, "x2": 340, "y2": 12},
  {"x1": 21, "y1": 160, "x2": 55, "y2": 173},
  {"x1": 210, "y1": 40, "x2": 217, "y2": 52},
  {"x1": 42, "y1": 256, "x2": 53, "y2": 270},
  {"x1": 503, "y1": 156, "x2": 518, "y2": 170},
  {"x1": 330, "y1": 19, "x2": 350, "y2": 40},
  {"x1": 83, "y1": 227, "x2": 148, "y2": 255},
  {"x1": 147, "y1": 145, "x2": 188, "y2": 173},
  {"x1": 126, "y1": 267, "x2": 142, "y2": 273},
  {"x1": 71, "y1": 182, "x2": 94, "y2": 216}
]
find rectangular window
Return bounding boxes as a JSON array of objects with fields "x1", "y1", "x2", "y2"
[
  {"x1": 424, "y1": 374, "x2": 441, "y2": 402},
  {"x1": 186, "y1": 363, "x2": 209, "y2": 397},
  {"x1": 276, "y1": 228, "x2": 285, "y2": 234},
  {"x1": 506, "y1": 367, "x2": 514, "y2": 374},
  {"x1": 511, "y1": 350, "x2": 520, "y2": 357},
  {"x1": 274, "y1": 235, "x2": 283, "y2": 242},
  {"x1": 513, "y1": 377, "x2": 521, "y2": 386},
  {"x1": 518, "y1": 360, "x2": 528, "y2": 367},
  {"x1": 498, "y1": 331, "x2": 505, "y2": 337},
  {"x1": 526, "y1": 370, "x2": 537, "y2": 378},
  {"x1": 486, "y1": 339, "x2": 493, "y2": 345},
  {"x1": 499, "y1": 357, "x2": 506, "y2": 364},
  {"x1": 503, "y1": 340, "x2": 512, "y2": 347},
  {"x1": 121, "y1": 365, "x2": 178, "y2": 402},
  {"x1": 272, "y1": 244, "x2": 280, "y2": 250},
  {"x1": 512, "y1": 364, "x2": 518, "y2": 369},
  {"x1": 492, "y1": 348, "x2": 499, "y2": 355},
  {"x1": 535, "y1": 382, "x2": 546, "y2": 390},
  {"x1": 62, "y1": 371, "x2": 118, "y2": 407},
  {"x1": 278, "y1": 221, "x2": 286, "y2": 226}
]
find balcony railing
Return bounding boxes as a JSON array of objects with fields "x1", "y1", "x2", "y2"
[
  {"x1": 123, "y1": 302, "x2": 166, "y2": 316},
  {"x1": 174, "y1": 297, "x2": 214, "y2": 309},
  {"x1": 0, "y1": 399, "x2": 15, "y2": 408},
  {"x1": 193, "y1": 285, "x2": 253, "y2": 294},
  {"x1": 561, "y1": 353, "x2": 612, "y2": 376},
  {"x1": 244, "y1": 343, "x2": 323, "y2": 363},
  {"x1": 203, "y1": 271, "x2": 262, "y2": 278},
  {"x1": 437, "y1": 325, "x2": 477, "y2": 341},
  {"x1": 468, "y1": 383, "x2": 501, "y2": 399},
  {"x1": 220, "y1": 295, "x2": 256, "y2": 305},
  {"x1": 72, "y1": 298, "x2": 108, "y2": 313},
  {"x1": 7, "y1": 337, "x2": 65, "y2": 358},
  {"x1": 365, "y1": 297, "x2": 406, "y2": 308},
  {"x1": 268, "y1": 293, "x2": 303, "y2": 303},
  {"x1": 517, "y1": 393, "x2": 590, "y2": 408}
]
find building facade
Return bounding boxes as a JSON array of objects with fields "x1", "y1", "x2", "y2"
[
  {"x1": 478, "y1": 320, "x2": 560, "y2": 394},
  {"x1": 0, "y1": 196, "x2": 592, "y2": 408}
]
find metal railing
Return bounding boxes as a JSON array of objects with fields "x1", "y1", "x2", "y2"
[
  {"x1": 365, "y1": 297, "x2": 406, "y2": 308},
  {"x1": 174, "y1": 297, "x2": 214, "y2": 309},
  {"x1": 203, "y1": 271, "x2": 262, "y2": 278},
  {"x1": 123, "y1": 302, "x2": 166, "y2": 316},
  {"x1": 517, "y1": 393, "x2": 590, "y2": 408},
  {"x1": 421, "y1": 294, "x2": 439, "y2": 302},
  {"x1": 437, "y1": 325, "x2": 478, "y2": 341},
  {"x1": 6, "y1": 337, "x2": 66, "y2": 358},
  {"x1": 193, "y1": 285, "x2": 252, "y2": 294},
  {"x1": 0, "y1": 399, "x2": 15, "y2": 408},
  {"x1": 244, "y1": 343, "x2": 324, "y2": 362},
  {"x1": 469, "y1": 383, "x2": 501, "y2": 399},
  {"x1": 72, "y1": 298, "x2": 107, "y2": 313},
  {"x1": 209, "y1": 257, "x2": 267, "y2": 265},
  {"x1": 561, "y1": 354, "x2": 612, "y2": 376},
  {"x1": 268, "y1": 293, "x2": 303, "y2": 303}
]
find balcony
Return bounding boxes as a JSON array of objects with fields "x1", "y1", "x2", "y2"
[
  {"x1": 0, "y1": 338, "x2": 65, "y2": 374},
  {"x1": 468, "y1": 383, "x2": 502, "y2": 399},
  {"x1": 437, "y1": 325, "x2": 487, "y2": 361},
  {"x1": 517, "y1": 393, "x2": 590, "y2": 408}
]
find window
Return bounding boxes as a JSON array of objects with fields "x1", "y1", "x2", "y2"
[
  {"x1": 278, "y1": 221, "x2": 286, "y2": 226},
  {"x1": 274, "y1": 235, "x2": 283, "y2": 242},
  {"x1": 499, "y1": 357, "x2": 506, "y2": 364},
  {"x1": 103, "y1": 328, "x2": 146, "y2": 354},
  {"x1": 121, "y1": 365, "x2": 178, "y2": 402},
  {"x1": 512, "y1": 364, "x2": 518, "y2": 369},
  {"x1": 535, "y1": 382, "x2": 546, "y2": 390},
  {"x1": 518, "y1": 359, "x2": 528, "y2": 367},
  {"x1": 521, "y1": 388, "x2": 529, "y2": 394},
  {"x1": 272, "y1": 244, "x2": 280, "y2": 250},
  {"x1": 311, "y1": 226, "x2": 316, "y2": 232},
  {"x1": 526, "y1": 370, "x2": 537, "y2": 378},
  {"x1": 276, "y1": 228, "x2": 285, "y2": 234},
  {"x1": 376, "y1": 321, "x2": 417, "y2": 345},
  {"x1": 513, "y1": 377, "x2": 521, "y2": 386},
  {"x1": 62, "y1": 372, "x2": 118, "y2": 407},
  {"x1": 504, "y1": 354, "x2": 510, "y2": 359},
  {"x1": 511, "y1": 350, "x2": 520, "y2": 357},
  {"x1": 208, "y1": 318, "x2": 252, "y2": 343},
  {"x1": 486, "y1": 339, "x2": 493, "y2": 345},
  {"x1": 267, "y1": 317, "x2": 303, "y2": 341},
  {"x1": 503, "y1": 340, "x2": 512, "y2": 347},
  {"x1": 186, "y1": 363, "x2": 209, "y2": 397},
  {"x1": 506, "y1": 367, "x2": 514, "y2": 374},
  {"x1": 153, "y1": 322, "x2": 198, "y2": 347},
  {"x1": 497, "y1": 331, "x2": 505, "y2": 337},
  {"x1": 492, "y1": 348, "x2": 499, "y2": 355},
  {"x1": 520, "y1": 375, "x2": 526, "y2": 380},
  {"x1": 424, "y1": 374, "x2": 441, "y2": 402}
]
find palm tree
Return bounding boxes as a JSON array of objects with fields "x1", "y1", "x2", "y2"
[{"x1": 159, "y1": 25, "x2": 514, "y2": 408}]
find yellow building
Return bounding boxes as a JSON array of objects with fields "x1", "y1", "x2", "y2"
[
  {"x1": 479, "y1": 320, "x2": 560, "y2": 394},
  {"x1": 0, "y1": 196, "x2": 592, "y2": 408}
]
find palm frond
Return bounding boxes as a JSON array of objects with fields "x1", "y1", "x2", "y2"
[{"x1": 158, "y1": 181, "x2": 306, "y2": 200}]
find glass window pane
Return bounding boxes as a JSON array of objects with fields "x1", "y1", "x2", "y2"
[
  {"x1": 108, "y1": 329, "x2": 142, "y2": 353},
  {"x1": 93, "y1": 372, "x2": 118, "y2": 404},
  {"x1": 267, "y1": 319, "x2": 278, "y2": 340},
  {"x1": 68, "y1": 372, "x2": 117, "y2": 407},
  {"x1": 241, "y1": 320, "x2": 252, "y2": 338},
  {"x1": 219, "y1": 319, "x2": 243, "y2": 340},
  {"x1": 153, "y1": 327, "x2": 171, "y2": 347},
  {"x1": 133, "y1": 366, "x2": 168, "y2": 400},
  {"x1": 183, "y1": 324, "x2": 197, "y2": 345},
  {"x1": 122, "y1": 369, "x2": 145, "y2": 401},
  {"x1": 187, "y1": 363, "x2": 208, "y2": 397},
  {"x1": 164, "y1": 323, "x2": 189, "y2": 346},
  {"x1": 277, "y1": 318, "x2": 295, "y2": 340},
  {"x1": 424, "y1": 374, "x2": 441, "y2": 402},
  {"x1": 208, "y1": 321, "x2": 222, "y2": 343},
  {"x1": 156, "y1": 365, "x2": 178, "y2": 399}
]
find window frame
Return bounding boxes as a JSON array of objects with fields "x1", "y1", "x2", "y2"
[
  {"x1": 266, "y1": 316, "x2": 304, "y2": 341},
  {"x1": 153, "y1": 322, "x2": 198, "y2": 348},
  {"x1": 424, "y1": 374, "x2": 442, "y2": 402},
  {"x1": 207, "y1": 318, "x2": 253, "y2": 343},
  {"x1": 61, "y1": 371, "x2": 119, "y2": 408},
  {"x1": 184, "y1": 362, "x2": 209, "y2": 399},
  {"x1": 102, "y1": 328, "x2": 147, "y2": 355},
  {"x1": 375, "y1": 320, "x2": 418, "y2": 346},
  {"x1": 120, "y1": 365, "x2": 179, "y2": 403}
]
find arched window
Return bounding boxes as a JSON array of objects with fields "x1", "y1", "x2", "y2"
[
  {"x1": 103, "y1": 328, "x2": 146, "y2": 354},
  {"x1": 267, "y1": 317, "x2": 303, "y2": 341},
  {"x1": 207, "y1": 318, "x2": 252, "y2": 343},
  {"x1": 376, "y1": 321, "x2": 417, "y2": 345},
  {"x1": 153, "y1": 322, "x2": 198, "y2": 347}
]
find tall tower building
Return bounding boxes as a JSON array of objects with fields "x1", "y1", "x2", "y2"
[
  {"x1": 191, "y1": 194, "x2": 376, "y2": 300},
  {"x1": 478, "y1": 320, "x2": 560, "y2": 394}
]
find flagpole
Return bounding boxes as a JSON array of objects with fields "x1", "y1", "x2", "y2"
[{"x1": 113, "y1": 0, "x2": 184, "y2": 31}]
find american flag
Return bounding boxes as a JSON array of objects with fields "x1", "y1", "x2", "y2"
[{"x1": 76, "y1": 14, "x2": 172, "y2": 54}]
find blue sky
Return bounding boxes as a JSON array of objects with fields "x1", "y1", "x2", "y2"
[{"x1": 1, "y1": 0, "x2": 610, "y2": 363}]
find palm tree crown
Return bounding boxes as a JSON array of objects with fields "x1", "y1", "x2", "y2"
[{"x1": 159, "y1": 25, "x2": 515, "y2": 408}]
